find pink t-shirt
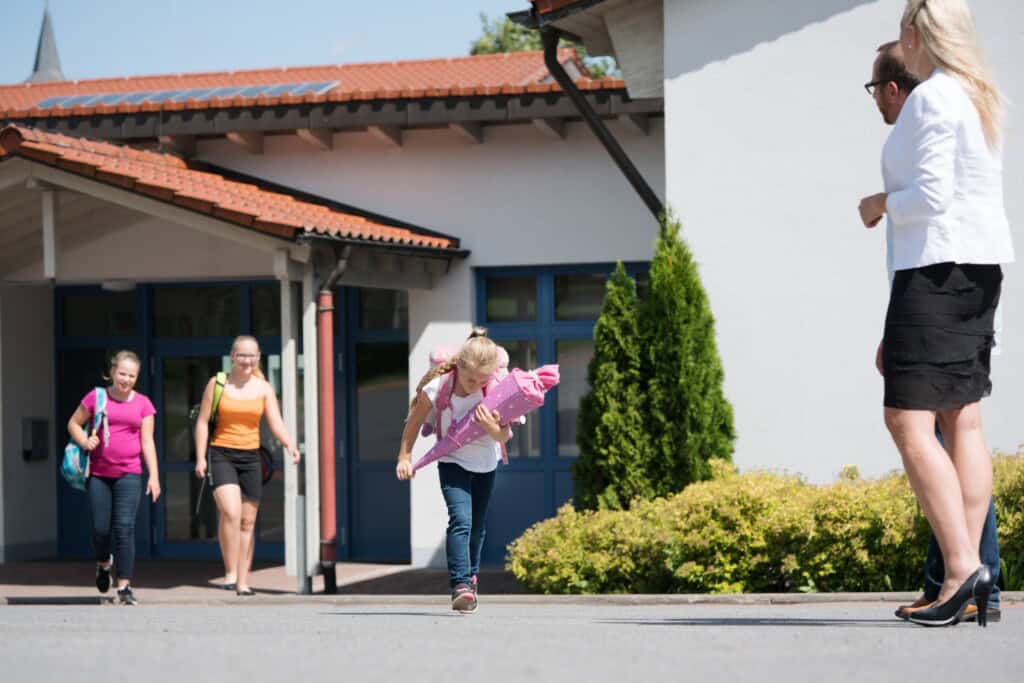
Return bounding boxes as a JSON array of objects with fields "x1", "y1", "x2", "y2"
[{"x1": 80, "y1": 389, "x2": 156, "y2": 478}]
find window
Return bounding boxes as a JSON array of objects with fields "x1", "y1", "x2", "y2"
[
  {"x1": 154, "y1": 286, "x2": 240, "y2": 337},
  {"x1": 477, "y1": 263, "x2": 648, "y2": 464},
  {"x1": 484, "y1": 276, "x2": 536, "y2": 322}
]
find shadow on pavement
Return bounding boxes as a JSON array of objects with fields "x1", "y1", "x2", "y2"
[
  {"x1": 4, "y1": 596, "x2": 114, "y2": 606},
  {"x1": 600, "y1": 617, "x2": 908, "y2": 628},
  {"x1": 335, "y1": 569, "x2": 526, "y2": 595}
]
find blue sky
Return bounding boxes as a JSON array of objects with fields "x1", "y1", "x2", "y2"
[{"x1": 1, "y1": 1, "x2": 534, "y2": 84}]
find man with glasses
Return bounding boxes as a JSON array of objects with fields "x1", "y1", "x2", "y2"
[{"x1": 865, "y1": 41, "x2": 1003, "y2": 624}]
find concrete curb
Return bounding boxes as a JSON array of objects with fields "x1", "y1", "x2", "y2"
[{"x1": 4, "y1": 591, "x2": 1022, "y2": 607}]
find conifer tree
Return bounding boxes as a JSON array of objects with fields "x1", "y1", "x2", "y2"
[
  {"x1": 641, "y1": 214, "x2": 735, "y2": 494},
  {"x1": 573, "y1": 262, "x2": 653, "y2": 509}
]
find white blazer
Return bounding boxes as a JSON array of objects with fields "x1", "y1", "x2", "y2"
[{"x1": 882, "y1": 69, "x2": 1014, "y2": 272}]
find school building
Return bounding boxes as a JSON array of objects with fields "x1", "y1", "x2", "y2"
[
  {"x1": 4, "y1": 1, "x2": 1022, "y2": 583},
  {"x1": 0, "y1": 7, "x2": 663, "y2": 579}
]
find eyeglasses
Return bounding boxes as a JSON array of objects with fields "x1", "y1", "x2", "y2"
[{"x1": 864, "y1": 80, "x2": 884, "y2": 96}]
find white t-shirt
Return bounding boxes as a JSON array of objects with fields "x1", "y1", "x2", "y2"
[{"x1": 421, "y1": 375, "x2": 500, "y2": 473}]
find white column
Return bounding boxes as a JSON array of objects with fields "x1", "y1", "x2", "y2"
[
  {"x1": 301, "y1": 260, "x2": 321, "y2": 574},
  {"x1": 41, "y1": 190, "x2": 58, "y2": 280},
  {"x1": 279, "y1": 273, "x2": 299, "y2": 576}
]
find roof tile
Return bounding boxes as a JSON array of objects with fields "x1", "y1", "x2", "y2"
[
  {"x1": 0, "y1": 124, "x2": 461, "y2": 252},
  {"x1": 0, "y1": 50, "x2": 619, "y2": 119}
]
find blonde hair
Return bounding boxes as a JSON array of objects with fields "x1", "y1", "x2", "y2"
[
  {"x1": 408, "y1": 327, "x2": 499, "y2": 416},
  {"x1": 231, "y1": 335, "x2": 265, "y2": 380},
  {"x1": 103, "y1": 350, "x2": 141, "y2": 382},
  {"x1": 903, "y1": 0, "x2": 1004, "y2": 149}
]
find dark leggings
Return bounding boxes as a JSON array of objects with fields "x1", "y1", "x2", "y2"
[{"x1": 88, "y1": 474, "x2": 142, "y2": 581}]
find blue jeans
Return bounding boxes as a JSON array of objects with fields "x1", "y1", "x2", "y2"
[
  {"x1": 438, "y1": 462, "x2": 496, "y2": 589},
  {"x1": 924, "y1": 498, "x2": 1001, "y2": 608},
  {"x1": 88, "y1": 474, "x2": 143, "y2": 581}
]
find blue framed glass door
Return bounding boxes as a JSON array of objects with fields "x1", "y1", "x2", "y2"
[
  {"x1": 338, "y1": 287, "x2": 410, "y2": 563},
  {"x1": 55, "y1": 281, "x2": 287, "y2": 561}
]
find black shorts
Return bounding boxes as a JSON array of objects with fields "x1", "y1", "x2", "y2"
[{"x1": 209, "y1": 446, "x2": 263, "y2": 501}]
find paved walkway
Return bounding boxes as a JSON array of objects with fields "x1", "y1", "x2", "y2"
[
  {"x1": 2, "y1": 559, "x2": 1022, "y2": 606},
  {"x1": 2, "y1": 602, "x2": 1021, "y2": 682}
]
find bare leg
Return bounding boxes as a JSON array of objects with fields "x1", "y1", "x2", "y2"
[
  {"x1": 937, "y1": 403, "x2": 992, "y2": 561},
  {"x1": 885, "y1": 407, "x2": 979, "y2": 603},
  {"x1": 236, "y1": 498, "x2": 260, "y2": 592},
  {"x1": 213, "y1": 485, "x2": 242, "y2": 584}
]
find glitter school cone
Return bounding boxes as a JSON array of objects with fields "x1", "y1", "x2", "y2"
[{"x1": 412, "y1": 365, "x2": 560, "y2": 472}]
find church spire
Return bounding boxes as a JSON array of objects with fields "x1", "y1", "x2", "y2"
[{"x1": 26, "y1": 4, "x2": 66, "y2": 83}]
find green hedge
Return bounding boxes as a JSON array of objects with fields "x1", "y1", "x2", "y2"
[{"x1": 507, "y1": 453, "x2": 1024, "y2": 594}]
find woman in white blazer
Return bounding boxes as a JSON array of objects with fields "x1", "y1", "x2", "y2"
[{"x1": 857, "y1": 0, "x2": 1013, "y2": 627}]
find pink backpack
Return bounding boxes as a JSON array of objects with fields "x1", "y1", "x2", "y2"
[{"x1": 421, "y1": 344, "x2": 512, "y2": 464}]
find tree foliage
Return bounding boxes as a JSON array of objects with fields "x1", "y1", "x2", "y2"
[{"x1": 469, "y1": 13, "x2": 617, "y2": 78}]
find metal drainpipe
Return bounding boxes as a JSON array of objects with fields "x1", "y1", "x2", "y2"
[
  {"x1": 317, "y1": 244, "x2": 351, "y2": 594},
  {"x1": 541, "y1": 28, "x2": 665, "y2": 221}
]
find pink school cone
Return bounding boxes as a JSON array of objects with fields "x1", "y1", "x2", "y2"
[{"x1": 411, "y1": 366, "x2": 560, "y2": 472}]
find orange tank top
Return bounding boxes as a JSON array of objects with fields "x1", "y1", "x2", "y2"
[{"x1": 211, "y1": 393, "x2": 264, "y2": 450}]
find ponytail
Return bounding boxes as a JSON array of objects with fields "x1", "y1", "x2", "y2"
[{"x1": 408, "y1": 357, "x2": 458, "y2": 419}]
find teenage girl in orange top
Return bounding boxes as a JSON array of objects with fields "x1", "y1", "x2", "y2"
[{"x1": 194, "y1": 335, "x2": 300, "y2": 595}]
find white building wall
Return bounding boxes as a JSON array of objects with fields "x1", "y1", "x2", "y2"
[
  {"x1": 197, "y1": 121, "x2": 665, "y2": 268},
  {"x1": 200, "y1": 122, "x2": 665, "y2": 565},
  {"x1": 0, "y1": 285, "x2": 56, "y2": 561},
  {"x1": 664, "y1": 0, "x2": 1024, "y2": 482}
]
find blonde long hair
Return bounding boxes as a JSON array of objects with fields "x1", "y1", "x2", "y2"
[
  {"x1": 408, "y1": 328, "x2": 499, "y2": 417},
  {"x1": 231, "y1": 335, "x2": 266, "y2": 380},
  {"x1": 903, "y1": 0, "x2": 1004, "y2": 149}
]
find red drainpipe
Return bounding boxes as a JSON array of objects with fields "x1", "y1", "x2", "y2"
[{"x1": 316, "y1": 246, "x2": 350, "y2": 594}]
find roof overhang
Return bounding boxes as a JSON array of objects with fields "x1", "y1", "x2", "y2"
[
  {"x1": 512, "y1": 0, "x2": 664, "y2": 99},
  {"x1": 0, "y1": 125, "x2": 470, "y2": 286},
  {"x1": 0, "y1": 88, "x2": 661, "y2": 146}
]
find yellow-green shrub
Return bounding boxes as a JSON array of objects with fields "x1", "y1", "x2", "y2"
[{"x1": 508, "y1": 453, "x2": 1024, "y2": 594}]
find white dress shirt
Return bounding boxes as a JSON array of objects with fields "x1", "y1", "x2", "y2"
[{"x1": 882, "y1": 69, "x2": 1014, "y2": 271}]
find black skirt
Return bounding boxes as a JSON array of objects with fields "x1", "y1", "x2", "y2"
[{"x1": 882, "y1": 262, "x2": 1002, "y2": 410}]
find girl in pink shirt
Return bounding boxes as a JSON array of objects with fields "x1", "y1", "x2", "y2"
[{"x1": 68, "y1": 350, "x2": 160, "y2": 605}]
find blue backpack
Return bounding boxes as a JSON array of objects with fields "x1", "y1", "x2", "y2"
[{"x1": 61, "y1": 388, "x2": 107, "y2": 491}]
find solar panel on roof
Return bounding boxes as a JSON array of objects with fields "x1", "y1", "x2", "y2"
[
  {"x1": 170, "y1": 88, "x2": 215, "y2": 102},
  {"x1": 31, "y1": 81, "x2": 341, "y2": 110},
  {"x1": 35, "y1": 95, "x2": 68, "y2": 108},
  {"x1": 144, "y1": 90, "x2": 185, "y2": 104}
]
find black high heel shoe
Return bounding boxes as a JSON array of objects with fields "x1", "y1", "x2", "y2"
[{"x1": 908, "y1": 566, "x2": 993, "y2": 628}]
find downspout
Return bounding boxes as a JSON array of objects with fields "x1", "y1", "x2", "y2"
[
  {"x1": 317, "y1": 244, "x2": 351, "y2": 594},
  {"x1": 541, "y1": 28, "x2": 664, "y2": 221}
]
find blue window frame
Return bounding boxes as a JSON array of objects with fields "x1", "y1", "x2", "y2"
[
  {"x1": 474, "y1": 262, "x2": 648, "y2": 561},
  {"x1": 54, "y1": 281, "x2": 288, "y2": 561}
]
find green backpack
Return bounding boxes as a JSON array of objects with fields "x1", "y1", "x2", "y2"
[{"x1": 188, "y1": 372, "x2": 274, "y2": 488}]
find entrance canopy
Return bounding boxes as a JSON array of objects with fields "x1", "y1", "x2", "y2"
[{"x1": 0, "y1": 125, "x2": 465, "y2": 287}]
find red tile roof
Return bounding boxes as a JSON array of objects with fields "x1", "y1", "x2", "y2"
[
  {"x1": 533, "y1": 0, "x2": 593, "y2": 14},
  {"x1": 0, "y1": 50, "x2": 625, "y2": 120},
  {"x1": 0, "y1": 125, "x2": 461, "y2": 252}
]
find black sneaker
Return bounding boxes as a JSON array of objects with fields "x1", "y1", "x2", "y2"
[
  {"x1": 95, "y1": 557, "x2": 112, "y2": 594},
  {"x1": 451, "y1": 583, "x2": 477, "y2": 613},
  {"x1": 117, "y1": 586, "x2": 138, "y2": 606}
]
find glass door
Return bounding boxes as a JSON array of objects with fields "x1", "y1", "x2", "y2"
[{"x1": 153, "y1": 354, "x2": 226, "y2": 558}]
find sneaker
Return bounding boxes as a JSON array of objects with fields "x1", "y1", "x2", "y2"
[
  {"x1": 451, "y1": 583, "x2": 477, "y2": 613},
  {"x1": 117, "y1": 586, "x2": 138, "y2": 606},
  {"x1": 95, "y1": 557, "x2": 112, "y2": 594},
  {"x1": 470, "y1": 575, "x2": 479, "y2": 595}
]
